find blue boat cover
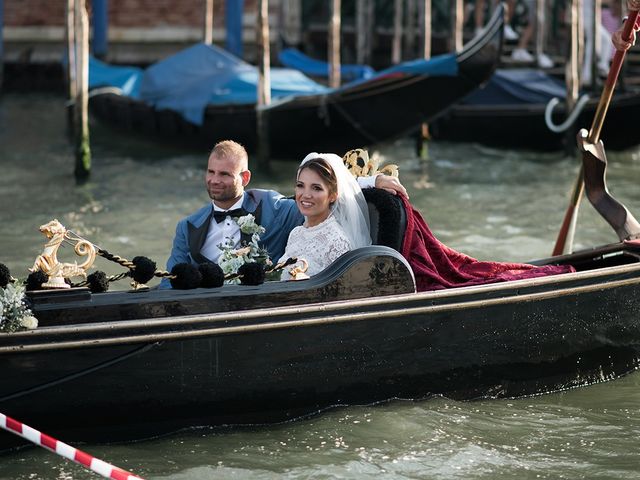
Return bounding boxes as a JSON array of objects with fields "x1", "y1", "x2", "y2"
[
  {"x1": 375, "y1": 54, "x2": 457, "y2": 77},
  {"x1": 89, "y1": 57, "x2": 143, "y2": 97},
  {"x1": 138, "y1": 44, "x2": 329, "y2": 125},
  {"x1": 278, "y1": 48, "x2": 375, "y2": 82},
  {"x1": 462, "y1": 68, "x2": 566, "y2": 105},
  {"x1": 89, "y1": 43, "x2": 459, "y2": 126}
]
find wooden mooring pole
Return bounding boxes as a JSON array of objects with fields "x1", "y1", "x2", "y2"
[
  {"x1": 534, "y1": 0, "x2": 545, "y2": 59},
  {"x1": 564, "y1": 0, "x2": 581, "y2": 156},
  {"x1": 558, "y1": 0, "x2": 582, "y2": 253},
  {"x1": 73, "y1": 0, "x2": 91, "y2": 181},
  {"x1": 452, "y1": 0, "x2": 464, "y2": 51},
  {"x1": 421, "y1": 0, "x2": 432, "y2": 60},
  {"x1": 204, "y1": 0, "x2": 214, "y2": 45},
  {"x1": 418, "y1": 0, "x2": 432, "y2": 161},
  {"x1": 391, "y1": 0, "x2": 403, "y2": 64},
  {"x1": 65, "y1": 0, "x2": 77, "y2": 137},
  {"x1": 329, "y1": 0, "x2": 341, "y2": 88},
  {"x1": 256, "y1": 0, "x2": 271, "y2": 169}
]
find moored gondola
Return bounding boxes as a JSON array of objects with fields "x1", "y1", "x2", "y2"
[
  {"x1": 87, "y1": 6, "x2": 504, "y2": 158},
  {"x1": 430, "y1": 68, "x2": 640, "y2": 151}
]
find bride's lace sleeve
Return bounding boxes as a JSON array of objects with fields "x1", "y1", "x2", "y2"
[{"x1": 279, "y1": 218, "x2": 352, "y2": 279}]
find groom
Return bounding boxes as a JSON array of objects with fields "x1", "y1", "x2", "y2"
[{"x1": 161, "y1": 140, "x2": 407, "y2": 286}]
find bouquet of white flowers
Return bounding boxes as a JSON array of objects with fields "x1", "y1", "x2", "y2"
[
  {"x1": 0, "y1": 283, "x2": 38, "y2": 332},
  {"x1": 218, "y1": 214, "x2": 272, "y2": 284}
]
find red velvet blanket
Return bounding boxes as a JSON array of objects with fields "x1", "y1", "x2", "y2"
[{"x1": 400, "y1": 196, "x2": 575, "y2": 292}]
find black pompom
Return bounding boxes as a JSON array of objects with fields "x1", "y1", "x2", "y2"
[
  {"x1": 87, "y1": 271, "x2": 109, "y2": 293},
  {"x1": 131, "y1": 256, "x2": 157, "y2": 284},
  {"x1": 0, "y1": 263, "x2": 11, "y2": 288},
  {"x1": 238, "y1": 262, "x2": 265, "y2": 286},
  {"x1": 199, "y1": 262, "x2": 224, "y2": 288},
  {"x1": 170, "y1": 263, "x2": 202, "y2": 290},
  {"x1": 26, "y1": 270, "x2": 48, "y2": 291}
]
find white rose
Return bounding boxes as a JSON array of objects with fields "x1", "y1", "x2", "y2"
[
  {"x1": 20, "y1": 315, "x2": 38, "y2": 330},
  {"x1": 236, "y1": 214, "x2": 254, "y2": 227}
]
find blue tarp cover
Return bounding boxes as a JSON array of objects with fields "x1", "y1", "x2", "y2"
[
  {"x1": 278, "y1": 48, "x2": 376, "y2": 82},
  {"x1": 335, "y1": 53, "x2": 458, "y2": 91},
  {"x1": 376, "y1": 54, "x2": 457, "y2": 77},
  {"x1": 89, "y1": 44, "x2": 460, "y2": 126},
  {"x1": 138, "y1": 44, "x2": 328, "y2": 125},
  {"x1": 462, "y1": 69, "x2": 566, "y2": 105},
  {"x1": 89, "y1": 57, "x2": 143, "y2": 97}
]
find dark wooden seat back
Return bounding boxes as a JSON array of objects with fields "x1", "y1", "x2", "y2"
[{"x1": 362, "y1": 188, "x2": 407, "y2": 252}]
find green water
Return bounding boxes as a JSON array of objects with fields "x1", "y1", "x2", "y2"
[{"x1": 1, "y1": 93, "x2": 639, "y2": 479}]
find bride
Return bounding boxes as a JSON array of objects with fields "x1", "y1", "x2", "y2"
[{"x1": 279, "y1": 152, "x2": 371, "y2": 280}]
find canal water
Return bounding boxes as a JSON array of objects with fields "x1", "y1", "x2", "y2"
[{"x1": 1, "y1": 93, "x2": 639, "y2": 479}]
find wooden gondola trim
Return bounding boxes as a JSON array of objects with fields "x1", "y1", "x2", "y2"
[
  {"x1": 18, "y1": 254, "x2": 640, "y2": 326},
  {"x1": 3, "y1": 273, "x2": 640, "y2": 353},
  {"x1": 19, "y1": 252, "x2": 640, "y2": 319}
]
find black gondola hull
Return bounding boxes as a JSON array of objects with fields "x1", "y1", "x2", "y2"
[
  {"x1": 430, "y1": 90, "x2": 640, "y2": 151},
  {"x1": 2, "y1": 243, "x2": 640, "y2": 449},
  {"x1": 88, "y1": 8, "x2": 504, "y2": 158}
]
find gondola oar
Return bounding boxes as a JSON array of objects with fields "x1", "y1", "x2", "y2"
[
  {"x1": 552, "y1": 1, "x2": 640, "y2": 256},
  {"x1": 0, "y1": 412, "x2": 144, "y2": 479}
]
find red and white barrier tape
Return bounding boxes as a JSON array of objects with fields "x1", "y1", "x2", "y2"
[{"x1": 0, "y1": 413, "x2": 144, "y2": 480}]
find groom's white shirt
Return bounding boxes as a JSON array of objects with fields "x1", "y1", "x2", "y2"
[{"x1": 200, "y1": 196, "x2": 245, "y2": 263}]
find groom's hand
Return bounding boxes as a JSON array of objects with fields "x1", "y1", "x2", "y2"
[{"x1": 375, "y1": 174, "x2": 408, "y2": 198}]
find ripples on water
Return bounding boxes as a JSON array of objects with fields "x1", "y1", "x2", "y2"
[
  {"x1": 3, "y1": 374, "x2": 640, "y2": 479},
  {"x1": 1, "y1": 94, "x2": 640, "y2": 479}
]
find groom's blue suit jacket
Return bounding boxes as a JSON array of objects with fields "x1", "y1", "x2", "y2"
[{"x1": 161, "y1": 189, "x2": 304, "y2": 287}]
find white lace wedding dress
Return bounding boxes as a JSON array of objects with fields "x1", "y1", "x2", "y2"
[{"x1": 278, "y1": 215, "x2": 352, "y2": 280}]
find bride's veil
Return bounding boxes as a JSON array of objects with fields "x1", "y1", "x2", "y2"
[{"x1": 300, "y1": 152, "x2": 372, "y2": 249}]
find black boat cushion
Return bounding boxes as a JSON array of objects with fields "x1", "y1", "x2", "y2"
[{"x1": 363, "y1": 188, "x2": 406, "y2": 252}]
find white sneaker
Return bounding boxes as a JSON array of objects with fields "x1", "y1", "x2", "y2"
[
  {"x1": 537, "y1": 52, "x2": 554, "y2": 68},
  {"x1": 504, "y1": 25, "x2": 519, "y2": 41},
  {"x1": 511, "y1": 48, "x2": 534, "y2": 62}
]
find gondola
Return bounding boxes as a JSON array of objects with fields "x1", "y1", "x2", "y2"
[
  {"x1": 87, "y1": 6, "x2": 504, "y2": 159},
  {"x1": 3, "y1": 5, "x2": 640, "y2": 449},
  {"x1": 1, "y1": 165, "x2": 640, "y2": 450},
  {"x1": 429, "y1": 68, "x2": 640, "y2": 151}
]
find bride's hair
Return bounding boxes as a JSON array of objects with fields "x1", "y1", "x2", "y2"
[{"x1": 297, "y1": 158, "x2": 339, "y2": 200}]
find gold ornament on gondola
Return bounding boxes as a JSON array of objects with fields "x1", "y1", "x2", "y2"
[
  {"x1": 30, "y1": 219, "x2": 97, "y2": 289},
  {"x1": 628, "y1": 0, "x2": 640, "y2": 11},
  {"x1": 288, "y1": 258, "x2": 310, "y2": 281},
  {"x1": 342, "y1": 148, "x2": 399, "y2": 178}
]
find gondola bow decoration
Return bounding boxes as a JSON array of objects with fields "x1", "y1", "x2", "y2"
[{"x1": 30, "y1": 219, "x2": 97, "y2": 289}]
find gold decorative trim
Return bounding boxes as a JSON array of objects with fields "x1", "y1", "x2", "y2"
[
  {"x1": 343, "y1": 148, "x2": 399, "y2": 178},
  {"x1": 30, "y1": 220, "x2": 96, "y2": 289}
]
